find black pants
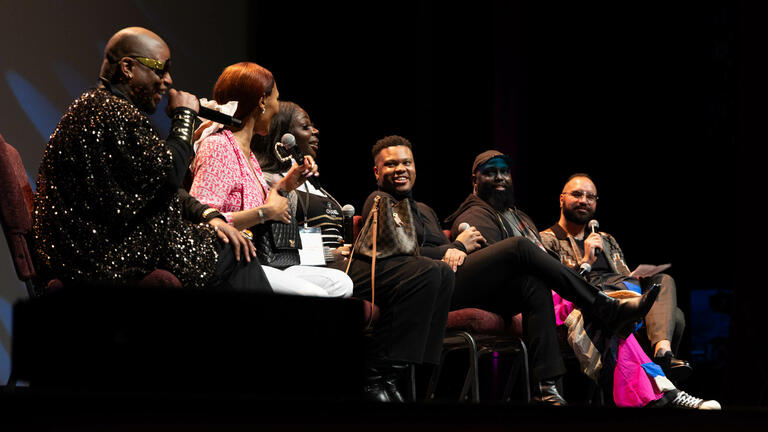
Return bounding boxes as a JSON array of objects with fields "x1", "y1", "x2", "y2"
[
  {"x1": 451, "y1": 241, "x2": 565, "y2": 383},
  {"x1": 347, "y1": 255, "x2": 455, "y2": 366},
  {"x1": 479, "y1": 238, "x2": 617, "y2": 318},
  {"x1": 208, "y1": 240, "x2": 273, "y2": 293}
]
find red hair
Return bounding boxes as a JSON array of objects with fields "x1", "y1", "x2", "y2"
[{"x1": 212, "y1": 62, "x2": 275, "y2": 121}]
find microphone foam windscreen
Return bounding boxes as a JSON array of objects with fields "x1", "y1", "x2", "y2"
[
  {"x1": 342, "y1": 204, "x2": 355, "y2": 217},
  {"x1": 458, "y1": 222, "x2": 470, "y2": 233},
  {"x1": 281, "y1": 133, "x2": 296, "y2": 149}
]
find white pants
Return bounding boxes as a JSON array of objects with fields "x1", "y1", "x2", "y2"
[{"x1": 262, "y1": 265, "x2": 353, "y2": 298}]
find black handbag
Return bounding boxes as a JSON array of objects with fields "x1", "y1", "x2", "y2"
[{"x1": 252, "y1": 216, "x2": 303, "y2": 269}]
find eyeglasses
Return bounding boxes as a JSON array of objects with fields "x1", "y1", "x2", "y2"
[
  {"x1": 130, "y1": 56, "x2": 171, "y2": 78},
  {"x1": 562, "y1": 190, "x2": 599, "y2": 202}
]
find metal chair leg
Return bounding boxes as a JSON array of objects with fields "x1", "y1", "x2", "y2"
[
  {"x1": 426, "y1": 344, "x2": 451, "y2": 399},
  {"x1": 431, "y1": 332, "x2": 531, "y2": 404},
  {"x1": 455, "y1": 332, "x2": 480, "y2": 403},
  {"x1": 502, "y1": 338, "x2": 531, "y2": 403},
  {"x1": 406, "y1": 363, "x2": 416, "y2": 401}
]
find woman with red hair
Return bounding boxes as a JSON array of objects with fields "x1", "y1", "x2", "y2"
[{"x1": 190, "y1": 62, "x2": 353, "y2": 297}]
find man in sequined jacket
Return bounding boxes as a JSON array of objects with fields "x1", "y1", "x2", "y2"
[
  {"x1": 33, "y1": 27, "x2": 269, "y2": 291},
  {"x1": 540, "y1": 173, "x2": 690, "y2": 382}
]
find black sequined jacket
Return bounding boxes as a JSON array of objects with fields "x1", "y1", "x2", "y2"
[{"x1": 32, "y1": 88, "x2": 218, "y2": 288}]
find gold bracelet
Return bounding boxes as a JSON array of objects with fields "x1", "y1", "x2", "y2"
[{"x1": 202, "y1": 208, "x2": 218, "y2": 220}]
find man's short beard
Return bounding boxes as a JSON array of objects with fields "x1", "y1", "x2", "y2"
[
  {"x1": 134, "y1": 94, "x2": 157, "y2": 114},
  {"x1": 477, "y1": 183, "x2": 515, "y2": 211},
  {"x1": 127, "y1": 84, "x2": 158, "y2": 114},
  {"x1": 563, "y1": 205, "x2": 593, "y2": 225}
]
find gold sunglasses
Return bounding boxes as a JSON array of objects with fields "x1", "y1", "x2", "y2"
[{"x1": 130, "y1": 56, "x2": 171, "y2": 77}]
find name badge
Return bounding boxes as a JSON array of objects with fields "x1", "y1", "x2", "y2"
[{"x1": 298, "y1": 227, "x2": 326, "y2": 266}]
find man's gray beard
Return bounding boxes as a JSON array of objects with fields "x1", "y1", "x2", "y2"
[{"x1": 563, "y1": 206, "x2": 593, "y2": 225}]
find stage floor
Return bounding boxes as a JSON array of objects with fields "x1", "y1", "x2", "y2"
[{"x1": 1, "y1": 389, "x2": 767, "y2": 431}]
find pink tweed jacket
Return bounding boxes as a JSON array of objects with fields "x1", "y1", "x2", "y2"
[{"x1": 189, "y1": 129, "x2": 270, "y2": 224}]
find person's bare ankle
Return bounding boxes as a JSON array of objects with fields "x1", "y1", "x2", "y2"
[{"x1": 654, "y1": 340, "x2": 672, "y2": 357}]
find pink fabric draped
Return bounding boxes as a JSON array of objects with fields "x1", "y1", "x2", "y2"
[
  {"x1": 551, "y1": 291, "x2": 574, "y2": 326},
  {"x1": 613, "y1": 335, "x2": 666, "y2": 407},
  {"x1": 550, "y1": 291, "x2": 666, "y2": 407}
]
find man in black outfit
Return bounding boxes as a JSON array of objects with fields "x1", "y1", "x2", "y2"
[
  {"x1": 362, "y1": 138, "x2": 659, "y2": 405},
  {"x1": 347, "y1": 139, "x2": 455, "y2": 401}
]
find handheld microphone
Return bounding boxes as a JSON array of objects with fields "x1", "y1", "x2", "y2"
[
  {"x1": 578, "y1": 219, "x2": 600, "y2": 276},
  {"x1": 280, "y1": 133, "x2": 302, "y2": 163},
  {"x1": 458, "y1": 222, "x2": 470, "y2": 233},
  {"x1": 589, "y1": 219, "x2": 600, "y2": 234},
  {"x1": 198, "y1": 105, "x2": 242, "y2": 127},
  {"x1": 342, "y1": 204, "x2": 355, "y2": 246},
  {"x1": 281, "y1": 133, "x2": 321, "y2": 188},
  {"x1": 588, "y1": 219, "x2": 602, "y2": 255}
]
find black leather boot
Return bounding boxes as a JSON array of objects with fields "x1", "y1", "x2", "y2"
[
  {"x1": 653, "y1": 351, "x2": 693, "y2": 383},
  {"x1": 364, "y1": 368, "x2": 393, "y2": 403},
  {"x1": 596, "y1": 283, "x2": 661, "y2": 338},
  {"x1": 532, "y1": 379, "x2": 567, "y2": 406},
  {"x1": 383, "y1": 373, "x2": 406, "y2": 403},
  {"x1": 381, "y1": 363, "x2": 409, "y2": 402}
]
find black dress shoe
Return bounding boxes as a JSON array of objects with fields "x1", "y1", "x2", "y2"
[
  {"x1": 364, "y1": 379, "x2": 393, "y2": 402},
  {"x1": 608, "y1": 283, "x2": 661, "y2": 338},
  {"x1": 654, "y1": 352, "x2": 693, "y2": 383},
  {"x1": 383, "y1": 374, "x2": 405, "y2": 403},
  {"x1": 532, "y1": 379, "x2": 567, "y2": 406},
  {"x1": 364, "y1": 369, "x2": 393, "y2": 403}
]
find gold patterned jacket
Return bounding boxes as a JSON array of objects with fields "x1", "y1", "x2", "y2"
[{"x1": 540, "y1": 223, "x2": 632, "y2": 276}]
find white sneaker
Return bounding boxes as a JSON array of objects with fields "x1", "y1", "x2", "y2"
[{"x1": 669, "y1": 390, "x2": 721, "y2": 410}]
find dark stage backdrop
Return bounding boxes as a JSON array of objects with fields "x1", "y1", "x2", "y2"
[{"x1": 0, "y1": 1, "x2": 761, "y2": 405}]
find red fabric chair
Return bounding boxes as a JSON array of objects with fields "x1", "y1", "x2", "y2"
[
  {"x1": 428, "y1": 309, "x2": 530, "y2": 403},
  {"x1": 0, "y1": 133, "x2": 182, "y2": 297},
  {"x1": 427, "y1": 231, "x2": 530, "y2": 403}
]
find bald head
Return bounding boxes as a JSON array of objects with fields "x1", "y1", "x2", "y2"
[
  {"x1": 100, "y1": 27, "x2": 168, "y2": 81},
  {"x1": 98, "y1": 27, "x2": 173, "y2": 113},
  {"x1": 562, "y1": 175, "x2": 596, "y2": 195}
]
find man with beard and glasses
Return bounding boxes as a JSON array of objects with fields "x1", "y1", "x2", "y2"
[
  {"x1": 540, "y1": 174, "x2": 690, "y2": 382},
  {"x1": 363, "y1": 140, "x2": 661, "y2": 406},
  {"x1": 445, "y1": 152, "x2": 719, "y2": 409},
  {"x1": 33, "y1": 27, "x2": 270, "y2": 291}
]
